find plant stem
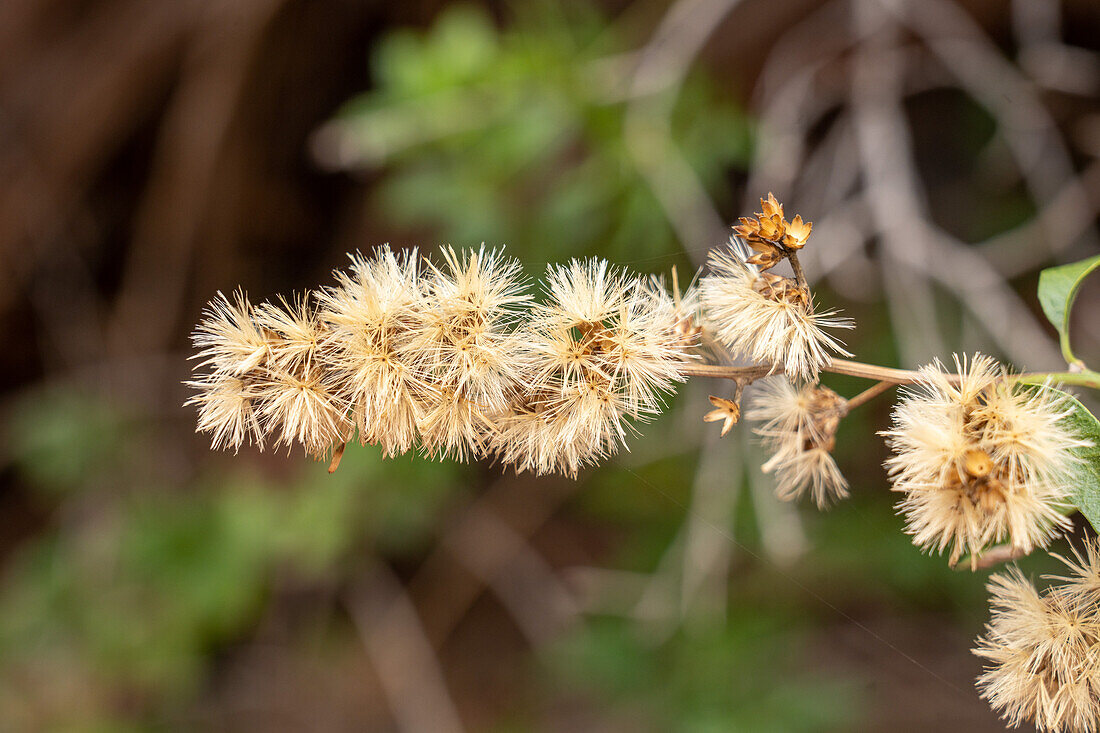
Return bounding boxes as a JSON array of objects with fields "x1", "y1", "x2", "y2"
[
  {"x1": 845, "y1": 380, "x2": 894, "y2": 410},
  {"x1": 827, "y1": 357, "x2": 932, "y2": 383},
  {"x1": 678, "y1": 363, "x2": 778, "y2": 381},
  {"x1": 1013, "y1": 369, "x2": 1100, "y2": 391},
  {"x1": 683, "y1": 358, "x2": 1100, "y2": 394},
  {"x1": 680, "y1": 357, "x2": 932, "y2": 385},
  {"x1": 788, "y1": 252, "x2": 809, "y2": 293},
  {"x1": 954, "y1": 543, "x2": 1027, "y2": 572}
]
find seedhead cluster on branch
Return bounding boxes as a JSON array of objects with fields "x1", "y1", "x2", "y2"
[
  {"x1": 189, "y1": 246, "x2": 695, "y2": 477},
  {"x1": 188, "y1": 195, "x2": 1099, "y2": 730}
]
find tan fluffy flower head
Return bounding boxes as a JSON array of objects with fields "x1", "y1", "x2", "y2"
[
  {"x1": 701, "y1": 240, "x2": 852, "y2": 382},
  {"x1": 665, "y1": 267, "x2": 706, "y2": 349},
  {"x1": 316, "y1": 245, "x2": 425, "y2": 457},
  {"x1": 975, "y1": 545, "x2": 1100, "y2": 732},
  {"x1": 883, "y1": 354, "x2": 1086, "y2": 567},
  {"x1": 405, "y1": 245, "x2": 530, "y2": 461},
  {"x1": 187, "y1": 291, "x2": 347, "y2": 458},
  {"x1": 187, "y1": 291, "x2": 269, "y2": 452},
  {"x1": 255, "y1": 294, "x2": 348, "y2": 456},
  {"x1": 747, "y1": 378, "x2": 850, "y2": 508},
  {"x1": 492, "y1": 381, "x2": 630, "y2": 478},
  {"x1": 492, "y1": 259, "x2": 692, "y2": 477}
]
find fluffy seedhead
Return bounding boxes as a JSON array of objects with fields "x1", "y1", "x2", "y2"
[
  {"x1": 406, "y1": 245, "x2": 530, "y2": 460},
  {"x1": 975, "y1": 548, "x2": 1100, "y2": 732},
  {"x1": 255, "y1": 294, "x2": 348, "y2": 456},
  {"x1": 187, "y1": 291, "x2": 346, "y2": 458},
  {"x1": 317, "y1": 246, "x2": 424, "y2": 457},
  {"x1": 662, "y1": 267, "x2": 707, "y2": 350},
  {"x1": 187, "y1": 291, "x2": 268, "y2": 452},
  {"x1": 701, "y1": 242, "x2": 851, "y2": 382},
  {"x1": 883, "y1": 354, "x2": 1086, "y2": 567},
  {"x1": 492, "y1": 381, "x2": 630, "y2": 478},
  {"x1": 1049, "y1": 541, "x2": 1100, "y2": 605},
  {"x1": 492, "y1": 259, "x2": 692, "y2": 477},
  {"x1": 747, "y1": 378, "x2": 850, "y2": 507}
]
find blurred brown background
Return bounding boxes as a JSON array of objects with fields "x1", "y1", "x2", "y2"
[{"x1": 2, "y1": 0, "x2": 1099, "y2": 730}]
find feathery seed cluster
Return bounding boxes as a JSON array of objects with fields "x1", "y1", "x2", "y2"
[
  {"x1": 188, "y1": 246, "x2": 693, "y2": 476},
  {"x1": 883, "y1": 355, "x2": 1084, "y2": 567},
  {"x1": 187, "y1": 192, "x2": 1100, "y2": 731},
  {"x1": 747, "y1": 380, "x2": 849, "y2": 508},
  {"x1": 975, "y1": 543, "x2": 1100, "y2": 732},
  {"x1": 188, "y1": 292, "x2": 349, "y2": 458},
  {"x1": 493, "y1": 260, "x2": 691, "y2": 475}
]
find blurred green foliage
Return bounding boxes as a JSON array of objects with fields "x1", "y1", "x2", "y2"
[
  {"x1": 544, "y1": 613, "x2": 858, "y2": 733},
  {"x1": 1, "y1": 386, "x2": 467, "y2": 729},
  {"x1": 334, "y1": 2, "x2": 750, "y2": 269}
]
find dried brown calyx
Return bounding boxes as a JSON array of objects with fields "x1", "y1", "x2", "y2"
[
  {"x1": 751, "y1": 272, "x2": 811, "y2": 309},
  {"x1": 704, "y1": 392, "x2": 742, "y2": 437},
  {"x1": 942, "y1": 448, "x2": 1009, "y2": 514},
  {"x1": 734, "y1": 193, "x2": 814, "y2": 272},
  {"x1": 800, "y1": 385, "x2": 848, "y2": 452}
]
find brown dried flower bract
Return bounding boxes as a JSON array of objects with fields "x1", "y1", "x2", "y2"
[
  {"x1": 883, "y1": 354, "x2": 1086, "y2": 567},
  {"x1": 731, "y1": 193, "x2": 815, "y2": 272},
  {"x1": 704, "y1": 394, "x2": 741, "y2": 437},
  {"x1": 783, "y1": 215, "x2": 812, "y2": 249},
  {"x1": 747, "y1": 379, "x2": 849, "y2": 507}
]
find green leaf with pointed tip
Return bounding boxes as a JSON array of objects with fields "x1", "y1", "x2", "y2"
[
  {"x1": 1045, "y1": 386, "x2": 1100, "y2": 532},
  {"x1": 1037, "y1": 254, "x2": 1100, "y2": 365}
]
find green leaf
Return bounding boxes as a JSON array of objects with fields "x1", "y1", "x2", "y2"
[
  {"x1": 1037, "y1": 254, "x2": 1100, "y2": 365},
  {"x1": 1049, "y1": 386, "x2": 1100, "y2": 532}
]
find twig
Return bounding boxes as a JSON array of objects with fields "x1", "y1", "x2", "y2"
[
  {"x1": 680, "y1": 357, "x2": 932, "y2": 385},
  {"x1": 845, "y1": 380, "x2": 894, "y2": 410},
  {"x1": 1015, "y1": 370, "x2": 1100, "y2": 391},
  {"x1": 955, "y1": 543, "x2": 1028, "y2": 572},
  {"x1": 682, "y1": 359, "x2": 1096, "y2": 392},
  {"x1": 678, "y1": 363, "x2": 779, "y2": 382},
  {"x1": 787, "y1": 251, "x2": 810, "y2": 293}
]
